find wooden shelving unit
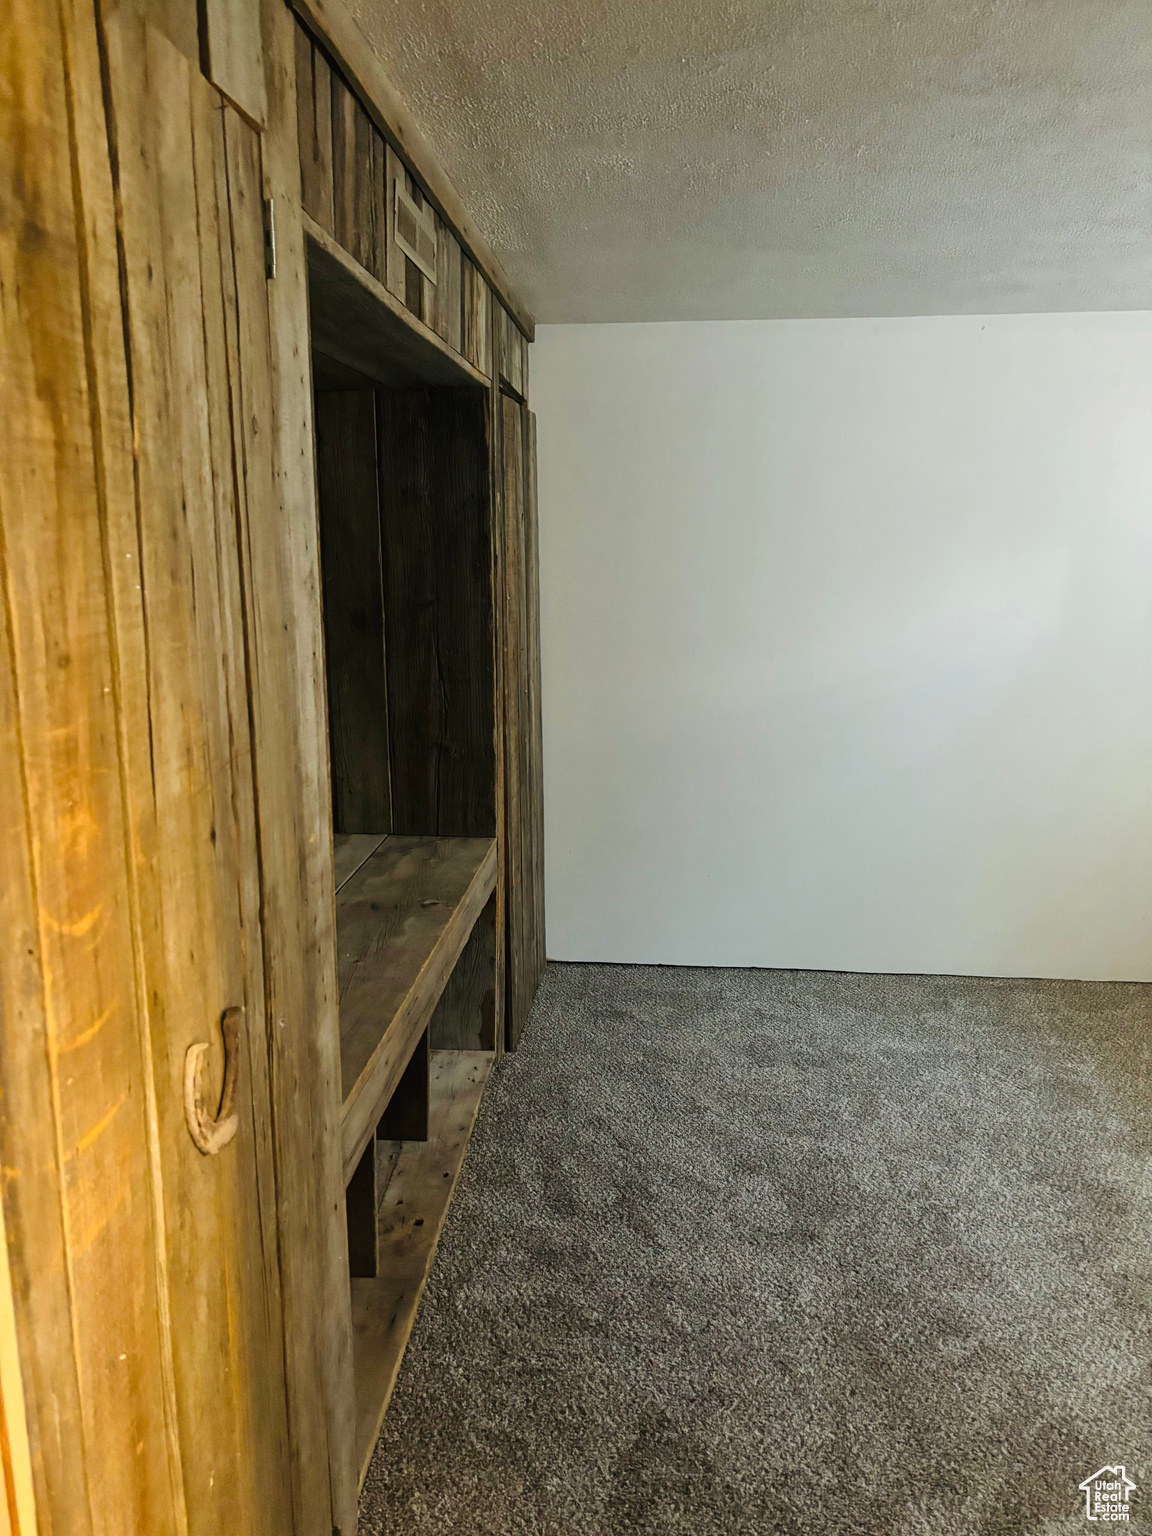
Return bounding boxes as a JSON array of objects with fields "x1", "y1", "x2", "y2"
[
  {"x1": 350, "y1": 1049, "x2": 493, "y2": 1485},
  {"x1": 334, "y1": 834, "x2": 497, "y2": 1182}
]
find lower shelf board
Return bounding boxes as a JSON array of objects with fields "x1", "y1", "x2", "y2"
[{"x1": 351, "y1": 1047, "x2": 494, "y2": 1488}]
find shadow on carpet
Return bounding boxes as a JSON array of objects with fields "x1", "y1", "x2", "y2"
[{"x1": 360, "y1": 964, "x2": 1151, "y2": 1535}]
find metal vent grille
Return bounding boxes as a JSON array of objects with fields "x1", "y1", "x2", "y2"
[{"x1": 395, "y1": 182, "x2": 438, "y2": 283}]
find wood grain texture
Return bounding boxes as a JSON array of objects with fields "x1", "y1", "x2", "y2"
[
  {"x1": 244, "y1": 2, "x2": 358, "y2": 1525},
  {"x1": 294, "y1": 27, "x2": 334, "y2": 231},
  {"x1": 383, "y1": 142, "x2": 407, "y2": 301},
  {"x1": 350, "y1": 1050, "x2": 493, "y2": 1486},
  {"x1": 314, "y1": 390, "x2": 393, "y2": 832},
  {"x1": 333, "y1": 832, "x2": 388, "y2": 892},
  {"x1": 0, "y1": 6, "x2": 181, "y2": 1526},
  {"x1": 462, "y1": 256, "x2": 492, "y2": 378},
  {"x1": 377, "y1": 389, "x2": 497, "y2": 837},
  {"x1": 201, "y1": 0, "x2": 267, "y2": 126},
  {"x1": 433, "y1": 217, "x2": 463, "y2": 353},
  {"x1": 337, "y1": 836, "x2": 496, "y2": 1182},
  {"x1": 305, "y1": 212, "x2": 487, "y2": 388},
  {"x1": 287, "y1": 0, "x2": 534, "y2": 339},
  {"x1": 498, "y1": 305, "x2": 527, "y2": 398},
  {"x1": 101, "y1": 21, "x2": 295, "y2": 1533},
  {"x1": 500, "y1": 396, "x2": 546, "y2": 1047},
  {"x1": 429, "y1": 891, "x2": 497, "y2": 1051}
]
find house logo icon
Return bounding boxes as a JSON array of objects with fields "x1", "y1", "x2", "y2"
[{"x1": 1079, "y1": 1466, "x2": 1137, "y2": 1522}]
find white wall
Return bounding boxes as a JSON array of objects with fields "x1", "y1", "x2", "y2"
[{"x1": 532, "y1": 313, "x2": 1152, "y2": 981}]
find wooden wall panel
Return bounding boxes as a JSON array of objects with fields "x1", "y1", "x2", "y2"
[
  {"x1": 377, "y1": 390, "x2": 496, "y2": 839},
  {"x1": 99, "y1": 19, "x2": 296, "y2": 1536},
  {"x1": 498, "y1": 305, "x2": 526, "y2": 398},
  {"x1": 247, "y1": 4, "x2": 358, "y2": 1525},
  {"x1": 429, "y1": 892, "x2": 497, "y2": 1051},
  {"x1": 382, "y1": 141, "x2": 407, "y2": 301},
  {"x1": 500, "y1": 397, "x2": 545, "y2": 1048},
  {"x1": 315, "y1": 391, "x2": 393, "y2": 833},
  {"x1": 463, "y1": 256, "x2": 492, "y2": 378},
  {"x1": 433, "y1": 218, "x2": 463, "y2": 353},
  {"x1": 201, "y1": 0, "x2": 267, "y2": 125},
  {"x1": 295, "y1": 26, "x2": 334, "y2": 231}
]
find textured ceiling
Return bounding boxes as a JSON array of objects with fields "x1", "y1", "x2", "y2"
[{"x1": 349, "y1": 0, "x2": 1151, "y2": 323}]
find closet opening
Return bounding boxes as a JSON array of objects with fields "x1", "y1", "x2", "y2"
[{"x1": 307, "y1": 222, "x2": 498, "y2": 1484}]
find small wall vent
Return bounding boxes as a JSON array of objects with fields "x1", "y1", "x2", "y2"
[{"x1": 395, "y1": 183, "x2": 438, "y2": 283}]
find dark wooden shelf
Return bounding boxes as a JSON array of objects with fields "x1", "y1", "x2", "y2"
[
  {"x1": 304, "y1": 212, "x2": 489, "y2": 391},
  {"x1": 351, "y1": 1048, "x2": 493, "y2": 1487},
  {"x1": 334, "y1": 834, "x2": 497, "y2": 1184}
]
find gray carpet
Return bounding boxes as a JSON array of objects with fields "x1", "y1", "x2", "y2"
[{"x1": 360, "y1": 964, "x2": 1152, "y2": 1535}]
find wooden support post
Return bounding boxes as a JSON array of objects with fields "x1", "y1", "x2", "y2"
[
  {"x1": 379, "y1": 1027, "x2": 429, "y2": 1141},
  {"x1": 346, "y1": 1141, "x2": 379, "y2": 1279}
]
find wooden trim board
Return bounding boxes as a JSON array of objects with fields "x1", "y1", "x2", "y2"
[
  {"x1": 351, "y1": 1049, "x2": 493, "y2": 1486},
  {"x1": 290, "y1": 0, "x2": 534, "y2": 341},
  {"x1": 337, "y1": 836, "x2": 497, "y2": 1182},
  {"x1": 305, "y1": 212, "x2": 489, "y2": 389}
]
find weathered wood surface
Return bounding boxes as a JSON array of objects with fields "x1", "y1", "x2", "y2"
[
  {"x1": 305, "y1": 212, "x2": 487, "y2": 388},
  {"x1": 245, "y1": 2, "x2": 358, "y2": 1525},
  {"x1": 433, "y1": 218, "x2": 463, "y2": 353},
  {"x1": 337, "y1": 837, "x2": 497, "y2": 1182},
  {"x1": 201, "y1": 0, "x2": 267, "y2": 125},
  {"x1": 350, "y1": 1050, "x2": 493, "y2": 1486},
  {"x1": 294, "y1": 26, "x2": 334, "y2": 231},
  {"x1": 501, "y1": 397, "x2": 546, "y2": 1048},
  {"x1": 498, "y1": 304, "x2": 528, "y2": 399},
  {"x1": 0, "y1": 7, "x2": 179, "y2": 1527},
  {"x1": 377, "y1": 389, "x2": 497, "y2": 837},
  {"x1": 333, "y1": 832, "x2": 388, "y2": 892},
  {"x1": 294, "y1": 17, "x2": 509, "y2": 377},
  {"x1": 314, "y1": 390, "x2": 393, "y2": 832},
  {"x1": 429, "y1": 892, "x2": 498, "y2": 1051},
  {"x1": 463, "y1": 255, "x2": 493, "y2": 378},
  {"x1": 103, "y1": 21, "x2": 294, "y2": 1533},
  {"x1": 0, "y1": 1, "x2": 365, "y2": 1528},
  {"x1": 288, "y1": 0, "x2": 533, "y2": 339}
]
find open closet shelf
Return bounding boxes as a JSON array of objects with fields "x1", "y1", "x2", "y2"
[
  {"x1": 304, "y1": 212, "x2": 488, "y2": 391},
  {"x1": 351, "y1": 1047, "x2": 493, "y2": 1486},
  {"x1": 334, "y1": 833, "x2": 497, "y2": 1185}
]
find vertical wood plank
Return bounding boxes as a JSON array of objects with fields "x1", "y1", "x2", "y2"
[
  {"x1": 295, "y1": 26, "x2": 333, "y2": 231},
  {"x1": 250, "y1": 3, "x2": 358, "y2": 1526},
  {"x1": 314, "y1": 390, "x2": 392, "y2": 833},
  {"x1": 368, "y1": 126, "x2": 388, "y2": 285},
  {"x1": 100, "y1": 16, "x2": 294, "y2": 1536},
  {"x1": 383, "y1": 142, "x2": 406, "y2": 301},
  {"x1": 0, "y1": 3, "x2": 186, "y2": 1530},
  {"x1": 462, "y1": 256, "x2": 492, "y2": 377},
  {"x1": 330, "y1": 67, "x2": 357, "y2": 254},
  {"x1": 377, "y1": 390, "x2": 496, "y2": 839},
  {"x1": 201, "y1": 0, "x2": 267, "y2": 126},
  {"x1": 501, "y1": 395, "x2": 530, "y2": 1046},
  {"x1": 351, "y1": 99, "x2": 377, "y2": 273},
  {"x1": 429, "y1": 893, "x2": 497, "y2": 1051},
  {"x1": 433, "y1": 216, "x2": 462, "y2": 353}
]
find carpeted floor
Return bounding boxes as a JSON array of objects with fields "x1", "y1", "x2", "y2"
[{"x1": 360, "y1": 964, "x2": 1151, "y2": 1535}]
